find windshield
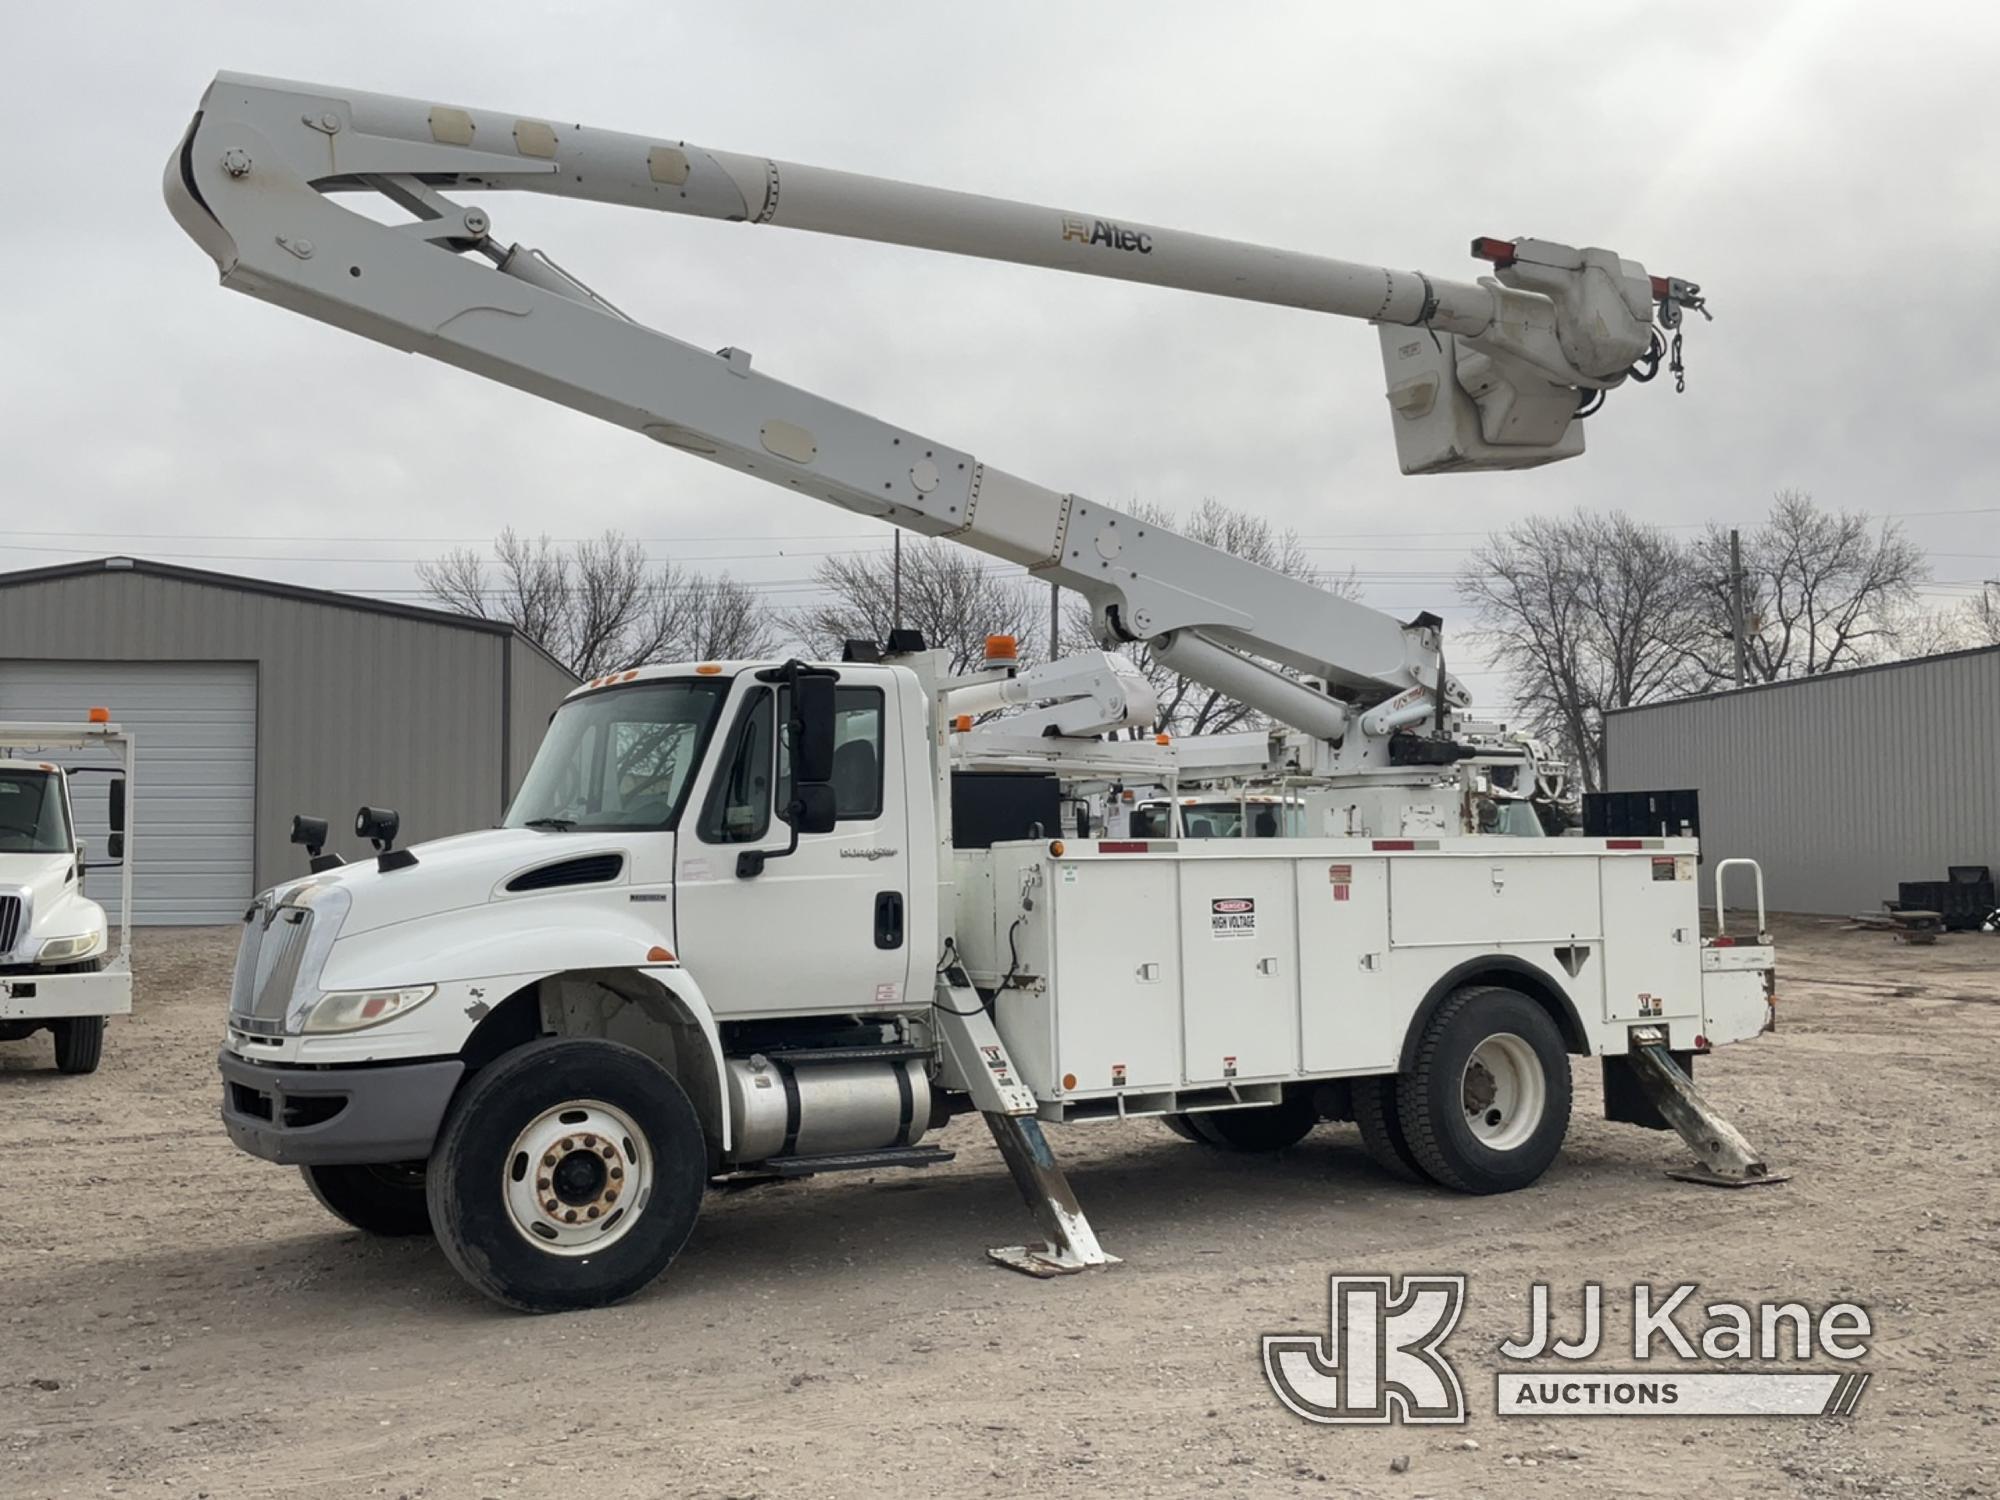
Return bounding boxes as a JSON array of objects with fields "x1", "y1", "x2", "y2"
[
  {"x1": 505, "y1": 679, "x2": 729, "y2": 832},
  {"x1": 0, "y1": 769, "x2": 72, "y2": 854}
]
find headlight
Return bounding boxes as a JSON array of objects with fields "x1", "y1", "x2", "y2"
[
  {"x1": 300, "y1": 985, "x2": 436, "y2": 1034},
  {"x1": 38, "y1": 931, "x2": 103, "y2": 963}
]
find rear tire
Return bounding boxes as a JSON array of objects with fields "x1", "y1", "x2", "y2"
[
  {"x1": 1396, "y1": 985, "x2": 1571, "y2": 1194},
  {"x1": 427, "y1": 1038, "x2": 708, "y2": 1313},
  {"x1": 1352, "y1": 1075, "x2": 1429, "y2": 1181},
  {"x1": 302, "y1": 1162, "x2": 433, "y2": 1236},
  {"x1": 51, "y1": 1016, "x2": 104, "y2": 1075},
  {"x1": 1167, "y1": 1092, "x2": 1318, "y2": 1152}
]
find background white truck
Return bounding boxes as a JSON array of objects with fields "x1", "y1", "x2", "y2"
[
  {"x1": 167, "y1": 73, "x2": 1770, "y2": 1314},
  {"x1": 0, "y1": 717, "x2": 135, "y2": 1074}
]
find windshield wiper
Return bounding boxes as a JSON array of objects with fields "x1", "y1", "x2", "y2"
[{"x1": 521, "y1": 817, "x2": 578, "y2": 832}]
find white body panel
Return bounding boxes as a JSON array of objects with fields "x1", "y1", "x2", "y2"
[{"x1": 955, "y1": 838, "x2": 1758, "y2": 1119}]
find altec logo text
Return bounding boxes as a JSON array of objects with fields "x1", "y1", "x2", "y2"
[
  {"x1": 1061, "y1": 215, "x2": 1153, "y2": 254},
  {"x1": 1264, "y1": 1276, "x2": 1874, "y2": 1424}
]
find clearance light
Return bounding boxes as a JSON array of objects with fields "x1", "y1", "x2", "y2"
[
  {"x1": 300, "y1": 984, "x2": 436, "y2": 1034},
  {"x1": 1062, "y1": 1073, "x2": 1077, "y2": 1090},
  {"x1": 953, "y1": 714, "x2": 973, "y2": 733},
  {"x1": 696, "y1": 663, "x2": 723, "y2": 675},
  {"x1": 1049, "y1": 840, "x2": 1065, "y2": 857},
  {"x1": 87, "y1": 706, "x2": 111, "y2": 724},
  {"x1": 1154, "y1": 733, "x2": 1171, "y2": 746}
]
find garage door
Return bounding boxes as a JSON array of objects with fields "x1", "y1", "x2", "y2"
[{"x1": 0, "y1": 661, "x2": 256, "y2": 925}]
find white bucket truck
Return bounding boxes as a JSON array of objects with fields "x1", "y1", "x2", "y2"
[
  {"x1": 167, "y1": 74, "x2": 1770, "y2": 1312},
  {"x1": 0, "y1": 716, "x2": 135, "y2": 1073}
]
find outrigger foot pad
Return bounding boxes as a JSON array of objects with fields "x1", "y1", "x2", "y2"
[{"x1": 1664, "y1": 1165, "x2": 1792, "y2": 1189}]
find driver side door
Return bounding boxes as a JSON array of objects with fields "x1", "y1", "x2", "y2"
[{"x1": 673, "y1": 674, "x2": 911, "y2": 1020}]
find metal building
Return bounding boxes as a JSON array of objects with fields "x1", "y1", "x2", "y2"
[
  {"x1": 1605, "y1": 643, "x2": 2000, "y2": 915},
  {"x1": 0, "y1": 557, "x2": 576, "y2": 923}
]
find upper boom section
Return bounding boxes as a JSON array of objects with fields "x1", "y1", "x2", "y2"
[{"x1": 165, "y1": 73, "x2": 1703, "y2": 757}]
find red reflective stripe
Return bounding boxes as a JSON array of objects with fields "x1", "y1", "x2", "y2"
[
  {"x1": 1372, "y1": 839, "x2": 1416, "y2": 851},
  {"x1": 1607, "y1": 839, "x2": 1642, "y2": 849},
  {"x1": 1098, "y1": 841, "x2": 1149, "y2": 854}
]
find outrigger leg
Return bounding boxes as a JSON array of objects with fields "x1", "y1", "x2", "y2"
[
  {"x1": 1628, "y1": 1027, "x2": 1790, "y2": 1189},
  {"x1": 933, "y1": 979, "x2": 1121, "y2": 1276}
]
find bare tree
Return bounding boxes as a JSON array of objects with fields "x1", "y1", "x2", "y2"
[
  {"x1": 1694, "y1": 491, "x2": 1928, "y2": 682},
  {"x1": 1962, "y1": 587, "x2": 2000, "y2": 647},
  {"x1": 788, "y1": 538, "x2": 1040, "y2": 673},
  {"x1": 1063, "y1": 498, "x2": 1361, "y2": 736},
  {"x1": 1459, "y1": 512, "x2": 1707, "y2": 791},
  {"x1": 418, "y1": 528, "x2": 776, "y2": 678}
]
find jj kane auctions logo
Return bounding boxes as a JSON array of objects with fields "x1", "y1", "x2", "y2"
[
  {"x1": 1265, "y1": 1276, "x2": 1873, "y2": 1424},
  {"x1": 1061, "y1": 214, "x2": 1153, "y2": 254}
]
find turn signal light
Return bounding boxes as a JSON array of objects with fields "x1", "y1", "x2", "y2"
[{"x1": 646, "y1": 945, "x2": 675, "y2": 963}]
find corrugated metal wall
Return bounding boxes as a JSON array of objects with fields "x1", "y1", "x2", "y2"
[
  {"x1": 0, "y1": 567, "x2": 575, "y2": 897},
  {"x1": 1605, "y1": 646, "x2": 2000, "y2": 914}
]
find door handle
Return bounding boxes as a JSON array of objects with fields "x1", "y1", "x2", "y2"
[{"x1": 874, "y1": 890, "x2": 904, "y2": 950}]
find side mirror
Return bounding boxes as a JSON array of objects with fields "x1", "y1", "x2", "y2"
[
  {"x1": 108, "y1": 777, "x2": 126, "y2": 834},
  {"x1": 106, "y1": 833, "x2": 124, "y2": 860},
  {"x1": 791, "y1": 674, "x2": 837, "y2": 787},
  {"x1": 792, "y1": 782, "x2": 837, "y2": 836}
]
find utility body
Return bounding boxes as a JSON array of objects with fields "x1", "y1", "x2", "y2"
[
  {"x1": 0, "y1": 718, "x2": 135, "y2": 1074},
  {"x1": 168, "y1": 73, "x2": 1765, "y2": 1313}
]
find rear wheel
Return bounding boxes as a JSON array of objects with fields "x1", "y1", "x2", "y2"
[
  {"x1": 1166, "y1": 1092, "x2": 1318, "y2": 1152},
  {"x1": 51, "y1": 1016, "x2": 105, "y2": 1075},
  {"x1": 302, "y1": 1162, "x2": 433, "y2": 1236},
  {"x1": 1396, "y1": 985, "x2": 1571, "y2": 1194},
  {"x1": 1352, "y1": 1075, "x2": 1429, "y2": 1181},
  {"x1": 427, "y1": 1038, "x2": 708, "y2": 1313}
]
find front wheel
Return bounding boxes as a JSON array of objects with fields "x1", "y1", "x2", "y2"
[
  {"x1": 52, "y1": 1016, "x2": 105, "y2": 1074},
  {"x1": 1396, "y1": 985, "x2": 1571, "y2": 1194},
  {"x1": 427, "y1": 1038, "x2": 708, "y2": 1313},
  {"x1": 302, "y1": 1162, "x2": 433, "y2": 1236}
]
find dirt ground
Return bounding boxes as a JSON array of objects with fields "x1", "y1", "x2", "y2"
[{"x1": 3, "y1": 916, "x2": 1996, "y2": 1500}]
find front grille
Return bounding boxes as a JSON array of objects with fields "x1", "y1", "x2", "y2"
[
  {"x1": 0, "y1": 895, "x2": 20, "y2": 957},
  {"x1": 229, "y1": 903, "x2": 316, "y2": 1029}
]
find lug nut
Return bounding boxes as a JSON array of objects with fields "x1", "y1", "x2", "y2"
[
  {"x1": 586, "y1": 1207, "x2": 600, "y2": 1220},
  {"x1": 564, "y1": 1209, "x2": 578, "y2": 1223}
]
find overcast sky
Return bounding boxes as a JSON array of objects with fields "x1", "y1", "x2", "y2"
[{"x1": 4, "y1": 1, "x2": 1996, "y2": 712}]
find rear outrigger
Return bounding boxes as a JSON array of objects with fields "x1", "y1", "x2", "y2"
[{"x1": 166, "y1": 72, "x2": 1771, "y2": 1313}]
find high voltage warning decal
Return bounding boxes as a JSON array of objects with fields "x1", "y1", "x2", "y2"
[{"x1": 1211, "y1": 897, "x2": 1257, "y2": 939}]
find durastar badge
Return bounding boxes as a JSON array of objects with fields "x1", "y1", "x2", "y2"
[{"x1": 839, "y1": 847, "x2": 900, "y2": 861}]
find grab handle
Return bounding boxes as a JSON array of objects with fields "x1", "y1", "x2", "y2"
[{"x1": 1714, "y1": 857, "x2": 1766, "y2": 939}]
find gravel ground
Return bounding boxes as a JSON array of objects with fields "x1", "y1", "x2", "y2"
[{"x1": 2, "y1": 915, "x2": 1996, "y2": 1499}]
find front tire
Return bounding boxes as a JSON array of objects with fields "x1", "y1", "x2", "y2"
[
  {"x1": 302, "y1": 1163, "x2": 433, "y2": 1236},
  {"x1": 51, "y1": 1016, "x2": 105, "y2": 1074},
  {"x1": 427, "y1": 1038, "x2": 708, "y2": 1313},
  {"x1": 1396, "y1": 985, "x2": 1571, "y2": 1194}
]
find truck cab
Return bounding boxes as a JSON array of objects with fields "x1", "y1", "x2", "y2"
[{"x1": 0, "y1": 721, "x2": 135, "y2": 1074}]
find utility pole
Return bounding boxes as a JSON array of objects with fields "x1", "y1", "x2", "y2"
[
  {"x1": 1049, "y1": 581, "x2": 1060, "y2": 661},
  {"x1": 1728, "y1": 528, "x2": 1748, "y2": 687},
  {"x1": 892, "y1": 530, "x2": 902, "y2": 633}
]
